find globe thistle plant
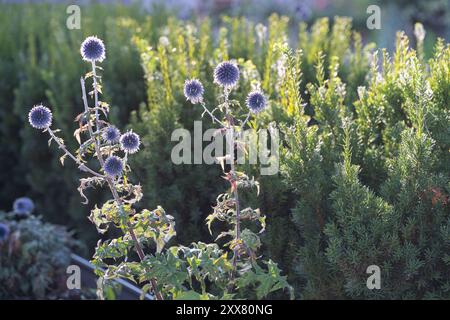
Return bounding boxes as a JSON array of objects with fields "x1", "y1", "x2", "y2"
[
  {"x1": 245, "y1": 91, "x2": 267, "y2": 113},
  {"x1": 183, "y1": 61, "x2": 282, "y2": 297},
  {"x1": 103, "y1": 156, "x2": 123, "y2": 177},
  {"x1": 102, "y1": 126, "x2": 121, "y2": 144},
  {"x1": 183, "y1": 79, "x2": 204, "y2": 104},
  {"x1": 0, "y1": 223, "x2": 9, "y2": 243},
  {"x1": 214, "y1": 61, "x2": 240, "y2": 88},
  {"x1": 28, "y1": 36, "x2": 169, "y2": 300},
  {"x1": 119, "y1": 131, "x2": 140, "y2": 154},
  {"x1": 13, "y1": 197, "x2": 35, "y2": 216},
  {"x1": 28, "y1": 104, "x2": 52, "y2": 129},
  {"x1": 80, "y1": 36, "x2": 106, "y2": 63}
]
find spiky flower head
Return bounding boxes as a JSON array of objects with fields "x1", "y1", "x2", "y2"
[
  {"x1": 104, "y1": 156, "x2": 123, "y2": 177},
  {"x1": 120, "y1": 131, "x2": 140, "y2": 154},
  {"x1": 246, "y1": 91, "x2": 267, "y2": 113},
  {"x1": 13, "y1": 197, "x2": 35, "y2": 216},
  {"x1": 102, "y1": 126, "x2": 121, "y2": 144},
  {"x1": 0, "y1": 223, "x2": 9, "y2": 243},
  {"x1": 80, "y1": 36, "x2": 106, "y2": 62},
  {"x1": 214, "y1": 61, "x2": 240, "y2": 88},
  {"x1": 28, "y1": 104, "x2": 52, "y2": 129},
  {"x1": 184, "y1": 79, "x2": 204, "y2": 104}
]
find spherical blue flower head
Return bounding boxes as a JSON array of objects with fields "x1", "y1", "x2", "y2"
[
  {"x1": 0, "y1": 223, "x2": 10, "y2": 243},
  {"x1": 184, "y1": 79, "x2": 204, "y2": 104},
  {"x1": 246, "y1": 91, "x2": 267, "y2": 113},
  {"x1": 214, "y1": 61, "x2": 240, "y2": 88},
  {"x1": 104, "y1": 156, "x2": 123, "y2": 177},
  {"x1": 28, "y1": 104, "x2": 52, "y2": 129},
  {"x1": 120, "y1": 131, "x2": 140, "y2": 154},
  {"x1": 80, "y1": 36, "x2": 106, "y2": 62},
  {"x1": 102, "y1": 126, "x2": 121, "y2": 144},
  {"x1": 13, "y1": 197, "x2": 35, "y2": 216}
]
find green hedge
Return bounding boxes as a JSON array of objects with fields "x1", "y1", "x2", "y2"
[{"x1": 281, "y1": 34, "x2": 449, "y2": 298}]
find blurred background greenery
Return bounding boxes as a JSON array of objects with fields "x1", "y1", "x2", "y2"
[{"x1": 0, "y1": 0, "x2": 448, "y2": 298}]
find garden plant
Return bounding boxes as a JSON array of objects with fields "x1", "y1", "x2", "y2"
[{"x1": 0, "y1": 198, "x2": 80, "y2": 299}]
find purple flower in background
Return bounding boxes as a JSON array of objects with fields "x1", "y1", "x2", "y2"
[
  {"x1": 13, "y1": 197, "x2": 35, "y2": 216},
  {"x1": 28, "y1": 104, "x2": 52, "y2": 129},
  {"x1": 120, "y1": 131, "x2": 140, "y2": 154},
  {"x1": 104, "y1": 156, "x2": 123, "y2": 177},
  {"x1": 102, "y1": 126, "x2": 121, "y2": 144},
  {"x1": 0, "y1": 223, "x2": 10, "y2": 243},
  {"x1": 246, "y1": 91, "x2": 267, "y2": 113},
  {"x1": 80, "y1": 36, "x2": 106, "y2": 62},
  {"x1": 214, "y1": 61, "x2": 240, "y2": 88},
  {"x1": 184, "y1": 79, "x2": 204, "y2": 104}
]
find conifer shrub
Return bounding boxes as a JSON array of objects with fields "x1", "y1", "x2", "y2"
[{"x1": 281, "y1": 30, "x2": 450, "y2": 299}]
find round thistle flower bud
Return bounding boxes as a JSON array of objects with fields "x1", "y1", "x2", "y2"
[
  {"x1": 120, "y1": 131, "x2": 140, "y2": 154},
  {"x1": 245, "y1": 91, "x2": 267, "y2": 113},
  {"x1": 184, "y1": 79, "x2": 204, "y2": 104},
  {"x1": 28, "y1": 104, "x2": 52, "y2": 129},
  {"x1": 13, "y1": 197, "x2": 35, "y2": 216},
  {"x1": 104, "y1": 156, "x2": 123, "y2": 177},
  {"x1": 0, "y1": 223, "x2": 10, "y2": 243},
  {"x1": 102, "y1": 126, "x2": 121, "y2": 144},
  {"x1": 214, "y1": 61, "x2": 240, "y2": 88},
  {"x1": 80, "y1": 36, "x2": 106, "y2": 62}
]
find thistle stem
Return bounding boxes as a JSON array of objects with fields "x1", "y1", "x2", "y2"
[
  {"x1": 200, "y1": 101, "x2": 224, "y2": 126},
  {"x1": 91, "y1": 62, "x2": 101, "y2": 136},
  {"x1": 239, "y1": 112, "x2": 251, "y2": 133},
  {"x1": 47, "y1": 128, "x2": 104, "y2": 179},
  {"x1": 81, "y1": 77, "x2": 163, "y2": 300},
  {"x1": 223, "y1": 87, "x2": 241, "y2": 291}
]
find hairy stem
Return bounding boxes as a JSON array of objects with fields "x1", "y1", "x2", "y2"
[
  {"x1": 200, "y1": 101, "x2": 224, "y2": 126},
  {"x1": 47, "y1": 128, "x2": 104, "y2": 178},
  {"x1": 239, "y1": 112, "x2": 251, "y2": 133},
  {"x1": 108, "y1": 182, "x2": 163, "y2": 301},
  {"x1": 81, "y1": 77, "x2": 163, "y2": 300},
  {"x1": 91, "y1": 62, "x2": 101, "y2": 136},
  {"x1": 223, "y1": 87, "x2": 241, "y2": 290}
]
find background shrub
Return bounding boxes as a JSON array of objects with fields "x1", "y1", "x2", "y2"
[
  {"x1": 281, "y1": 33, "x2": 450, "y2": 299},
  {"x1": 0, "y1": 210, "x2": 80, "y2": 299}
]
